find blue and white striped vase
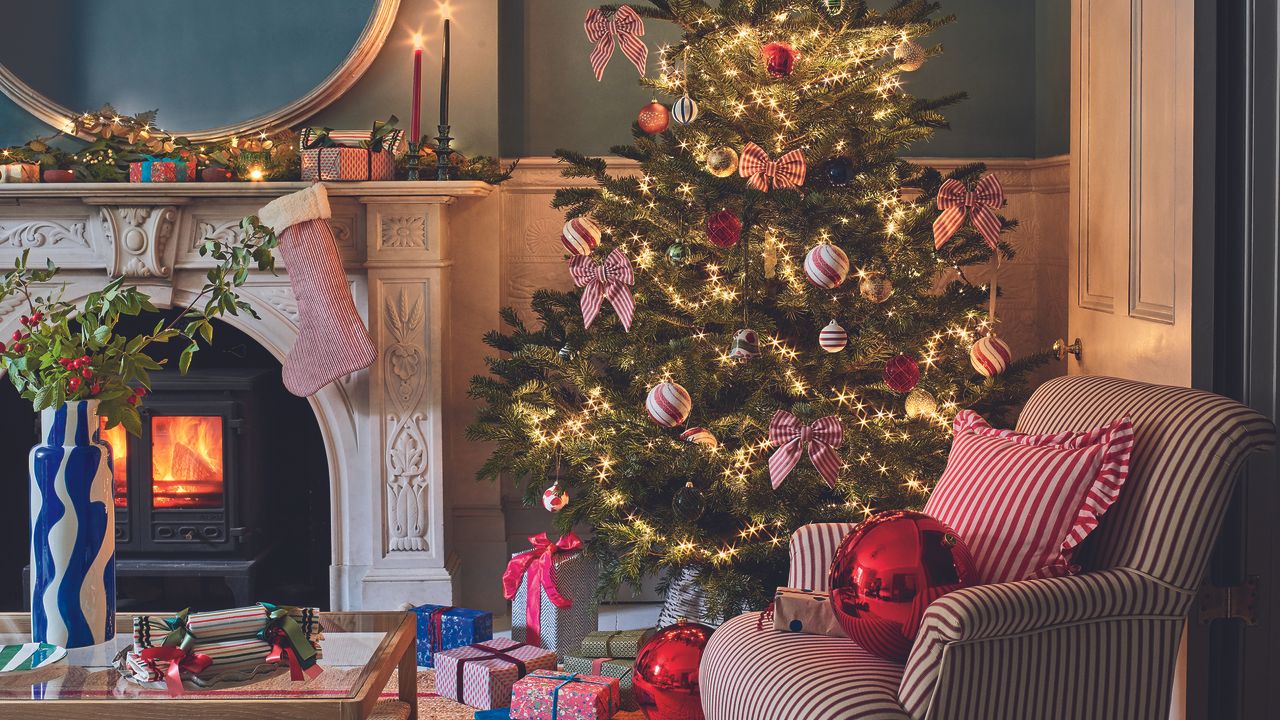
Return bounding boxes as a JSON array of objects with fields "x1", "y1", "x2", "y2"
[{"x1": 29, "y1": 399, "x2": 116, "y2": 648}]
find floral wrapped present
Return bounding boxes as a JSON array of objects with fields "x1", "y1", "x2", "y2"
[
  {"x1": 504, "y1": 531, "x2": 598, "y2": 658},
  {"x1": 128, "y1": 156, "x2": 195, "y2": 183},
  {"x1": 117, "y1": 603, "x2": 323, "y2": 694},
  {"x1": 413, "y1": 604, "x2": 493, "y2": 667},
  {"x1": 299, "y1": 120, "x2": 402, "y2": 182},
  {"x1": 562, "y1": 655, "x2": 637, "y2": 711},
  {"x1": 576, "y1": 629, "x2": 654, "y2": 659},
  {"x1": 771, "y1": 587, "x2": 845, "y2": 637},
  {"x1": 435, "y1": 638, "x2": 557, "y2": 710},
  {"x1": 510, "y1": 670, "x2": 621, "y2": 720},
  {"x1": 0, "y1": 163, "x2": 40, "y2": 183}
]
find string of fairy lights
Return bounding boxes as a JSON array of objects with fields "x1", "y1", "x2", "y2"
[{"x1": 517, "y1": 8, "x2": 1005, "y2": 569}]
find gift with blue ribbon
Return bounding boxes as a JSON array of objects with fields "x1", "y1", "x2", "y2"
[
  {"x1": 128, "y1": 155, "x2": 192, "y2": 183},
  {"x1": 509, "y1": 670, "x2": 620, "y2": 720}
]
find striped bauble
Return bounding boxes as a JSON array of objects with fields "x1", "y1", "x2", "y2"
[
  {"x1": 970, "y1": 334, "x2": 1012, "y2": 377},
  {"x1": 803, "y1": 243, "x2": 850, "y2": 288},
  {"x1": 561, "y1": 217, "x2": 602, "y2": 256},
  {"x1": 647, "y1": 381, "x2": 693, "y2": 427},
  {"x1": 672, "y1": 95, "x2": 699, "y2": 125},
  {"x1": 681, "y1": 426, "x2": 719, "y2": 447},
  {"x1": 819, "y1": 319, "x2": 847, "y2": 353}
]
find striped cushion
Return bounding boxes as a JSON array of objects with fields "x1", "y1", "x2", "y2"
[
  {"x1": 923, "y1": 410, "x2": 1134, "y2": 583},
  {"x1": 700, "y1": 612, "x2": 908, "y2": 720},
  {"x1": 787, "y1": 522, "x2": 858, "y2": 591}
]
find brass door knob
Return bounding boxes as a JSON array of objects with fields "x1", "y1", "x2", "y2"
[{"x1": 1053, "y1": 338, "x2": 1083, "y2": 361}]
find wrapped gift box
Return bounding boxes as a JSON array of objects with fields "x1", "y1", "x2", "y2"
[
  {"x1": 772, "y1": 587, "x2": 845, "y2": 637},
  {"x1": 0, "y1": 163, "x2": 40, "y2": 183},
  {"x1": 576, "y1": 629, "x2": 654, "y2": 659},
  {"x1": 128, "y1": 158, "x2": 195, "y2": 183},
  {"x1": 413, "y1": 604, "x2": 493, "y2": 667},
  {"x1": 299, "y1": 127, "x2": 401, "y2": 182},
  {"x1": 508, "y1": 533, "x2": 598, "y2": 658},
  {"x1": 562, "y1": 655, "x2": 637, "y2": 711},
  {"x1": 435, "y1": 638, "x2": 557, "y2": 710},
  {"x1": 510, "y1": 670, "x2": 621, "y2": 720}
]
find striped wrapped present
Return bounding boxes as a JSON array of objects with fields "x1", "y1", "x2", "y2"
[
  {"x1": 562, "y1": 655, "x2": 638, "y2": 711},
  {"x1": 434, "y1": 638, "x2": 557, "y2": 710}
]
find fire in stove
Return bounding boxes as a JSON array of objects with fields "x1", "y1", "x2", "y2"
[{"x1": 150, "y1": 416, "x2": 224, "y2": 509}]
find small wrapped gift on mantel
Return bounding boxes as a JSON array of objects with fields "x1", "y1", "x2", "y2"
[
  {"x1": 561, "y1": 655, "x2": 638, "y2": 711},
  {"x1": 299, "y1": 118, "x2": 402, "y2": 182},
  {"x1": 504, "y1": 531, "x2": 599, "y2": 658},
  {"x1": 117, "y1": 603, "x2": 324, "y2": 695},
  {"x1": 771, "y1": 587, "x2": 846, "y2": 637},
  {"x1": 576, "y1": 628, "x2": 655, "y2": 659},
  {"x1": 0, "y1": 163, "x2": 40, "y2": 183},
  {"x1": 510, "y1": 670, "x2": 622, "y2": 720},
  {"x1": 435, "y1": 638, "x2": 557, "y2": 710},
  {"x1": 413, "y1": 604, "x2": 494, "y2": 667},
  {"x1": 128, "y1": 155, "x2": 196, "y2": 183}
]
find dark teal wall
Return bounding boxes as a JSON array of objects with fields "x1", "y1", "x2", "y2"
[
  {"x1": 498, "y1": 0, "x2": 1069, "y2": 158},
  {"x1": 0, "y1": 0, "x2": 1066, "y2": 158}
]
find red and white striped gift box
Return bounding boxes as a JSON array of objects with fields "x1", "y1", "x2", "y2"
[{"x1": 434, "y1": 638, "x2": 557, "y2": 710}]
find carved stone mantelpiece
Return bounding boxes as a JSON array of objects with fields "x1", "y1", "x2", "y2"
[{"x1": 0, "y1": 180, "x2": 492, "y2": 611}]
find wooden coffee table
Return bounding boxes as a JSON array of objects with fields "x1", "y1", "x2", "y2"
[{"x1": 0, "y1": 611, "x2": 417, "y2": 719}]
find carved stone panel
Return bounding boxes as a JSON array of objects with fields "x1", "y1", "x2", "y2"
[
  {"x1": 382, "y1": 283, "x2": 432, "y2": 553},
  {"x1": 100, "y1": 206, "x2": 178, "y2": 278},
  {"x1": 0, "y1": 219, "x2": 89, "y2": 249}
]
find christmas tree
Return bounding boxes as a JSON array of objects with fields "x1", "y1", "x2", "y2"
[{"x1": 470, "y1": 0, "x2": 1048, "y2": 617}]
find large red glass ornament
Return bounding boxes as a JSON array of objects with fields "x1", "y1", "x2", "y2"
[
  {"x1": 762, "y1": 41, "x2": 798, "y2": 78},
  {"x1": 633, "y1": 619, "x2": 713, "y2": 720},
  {"x1": 883, "y1": 353, "x2": 921, "y2": 393},
  {"x1": 706, "y1": 210, "x2": 742, "y2": 248},
  {"x1": 638, "y1": 101, "x2": 671, "y2": 134},
  {"x1": 829, "y1": 510, "x2": 976, "y2": 662}
]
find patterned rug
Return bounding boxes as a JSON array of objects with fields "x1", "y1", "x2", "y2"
[{"x1": 373, "y1": 669, "x2": 647, "y2": 720}]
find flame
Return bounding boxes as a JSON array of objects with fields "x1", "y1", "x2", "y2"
[
  {"x1": 151, "y1": 416, "x2": 224, "y2": 509},
  {"x1": 99, "y1": 420, "x2": 129, "y2": 508}
]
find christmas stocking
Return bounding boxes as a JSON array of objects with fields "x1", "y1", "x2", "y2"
[{"x1": 258, "y1": 184, "x2": 376, "y2": 396}]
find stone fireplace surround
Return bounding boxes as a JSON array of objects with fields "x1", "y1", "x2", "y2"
[{"x1": 0, "y1": 180, "x2": 495, "y2": 611}]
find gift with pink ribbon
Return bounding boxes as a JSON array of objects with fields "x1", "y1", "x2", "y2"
[
  {"x1": 932, "y1": 174, "x2": 1005, "y2": 250},
  {"x1": 767, "y1": 410, "x2": 845, "y2": 489},
  {"x1": 503, "y1": 531, "x2": 599, "y2": 656}
]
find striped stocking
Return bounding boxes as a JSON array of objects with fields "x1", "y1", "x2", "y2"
[{"x1": 258, "y1": 185, "x2": 376, "y2": 397}]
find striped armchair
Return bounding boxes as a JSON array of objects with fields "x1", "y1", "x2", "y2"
[{"x1": 700, "y1": 376, "x2": 1276, "y2": 720}]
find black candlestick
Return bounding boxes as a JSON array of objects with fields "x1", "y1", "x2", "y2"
[
  {"x1": 406, "y1": 140, "x2": 422, "y2": 181},
  {"x1": 435, "y1": 125, "x2": 455, "y2": 181}
]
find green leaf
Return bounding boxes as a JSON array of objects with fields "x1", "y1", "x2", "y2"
[
  {"x1": 198, "y1": 321, "x2": 214, "y2": 344},
  {"x1": 178, "y1": 344, "x2": 196, "y2": 374},
  {"x1": 92, "y1": 325, "x2": 111, "y2": 345}
]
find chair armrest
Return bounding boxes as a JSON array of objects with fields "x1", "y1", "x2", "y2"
[
  {"x1": 786, "y1": 522, "x2": 858, "y2": 591},
  {"x1": 899, "y1": 567, "x2": 1190, "y2": 718}
]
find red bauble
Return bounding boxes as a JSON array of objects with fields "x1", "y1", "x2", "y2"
[
  {"x1": 883, "y1": 353, "x2": 921, "y2": 393},
  {"x1": 638, "y1": 101, "x2": 672, "y2": 134},
  {"x1": 829, "y1": 510, "x2": 976, "y2": 662},
  {"x1": 633, "y1": 620, "x2": 713, "y2": 720},
  {"x1": 762, "y1": 41, "x2": 798, "y2": 78},
  {"x1": 706, "y1": 210, "x2": 742, "y2": 248}
]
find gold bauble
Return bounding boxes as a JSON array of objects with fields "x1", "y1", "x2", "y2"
[
  {"x1": 859, "y1": 273, "x2": 894, "y2": 303},
  {"x1": 904, "y1": 389, "x2": 938, "y2": 419},
  {"x1": 706, "y1": 146, "x2": 739, "y2": 177}
]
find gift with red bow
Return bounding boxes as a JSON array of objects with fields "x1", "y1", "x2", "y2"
[
  {"x1": 503, "y1": 531, "x2": 599, "y2": 657},
  {"x1": 116, "y1": 603, "x2": 324, "y2": 693}
]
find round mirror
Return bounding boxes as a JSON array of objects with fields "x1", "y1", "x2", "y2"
[{"x1": 0, "y1": 0, "x2": 398, "y2": 141}]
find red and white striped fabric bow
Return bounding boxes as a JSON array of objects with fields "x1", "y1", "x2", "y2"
[
  {"x1": 738, "y1": 142, "x2": 806, "y2": 191},
  {"x1": 569, "y1": 247, "x2": 635, "y2": 331},
  {"x1": 932, "y1": 174, "x2": 1005, "y2": 250},
  {"x1": 584, "y1": 5, "x2": 648, "y2": 81},
  {"x1": 767, "y1": 410, "x2": 844, "y2": 489}
]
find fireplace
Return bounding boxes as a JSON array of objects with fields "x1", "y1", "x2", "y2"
[{"x1": 102, "y1": 369, "x2": 271, "y2": 557}]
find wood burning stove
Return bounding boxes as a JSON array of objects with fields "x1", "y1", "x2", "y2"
[{"x1": 103, "y1": 369, "x2": 271, "y2": 557}]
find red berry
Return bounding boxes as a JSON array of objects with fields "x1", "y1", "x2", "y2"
[
  {"x1": 134, "y1": 387, "x2": 147, "y2": 397},
  {"x1": 127, "y1": 395, "x2": 138, "y2": 406},
  {"x1": 81, "y1": 367, "x2": 93, "y2": 379},
  {"x1": 68, "y1": 377, "x2": 81, "y2": 392},
  {"x1": 12, "y1": 343, "x2": 23, "y2": 353},
  {"x1": 11, "y1": 330, "x2": 21, "y2": 341},
  {"x1": 90, "y1": 382, "x2": 102, "y2": 395},
  {"x1": 19, "y1": 316, "x2": 29, "y2": 326},
  {"x1": 0, "y1": 342, "x2": 6, "y2": 353}
]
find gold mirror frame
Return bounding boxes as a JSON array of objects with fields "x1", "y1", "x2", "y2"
[{"x1": 0, "y1": 0, "x2": 400, "y2": 142}]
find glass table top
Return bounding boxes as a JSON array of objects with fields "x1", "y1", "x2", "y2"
[{"x1": 0, "y1": 618, "x2": 393, "y2": 701}]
